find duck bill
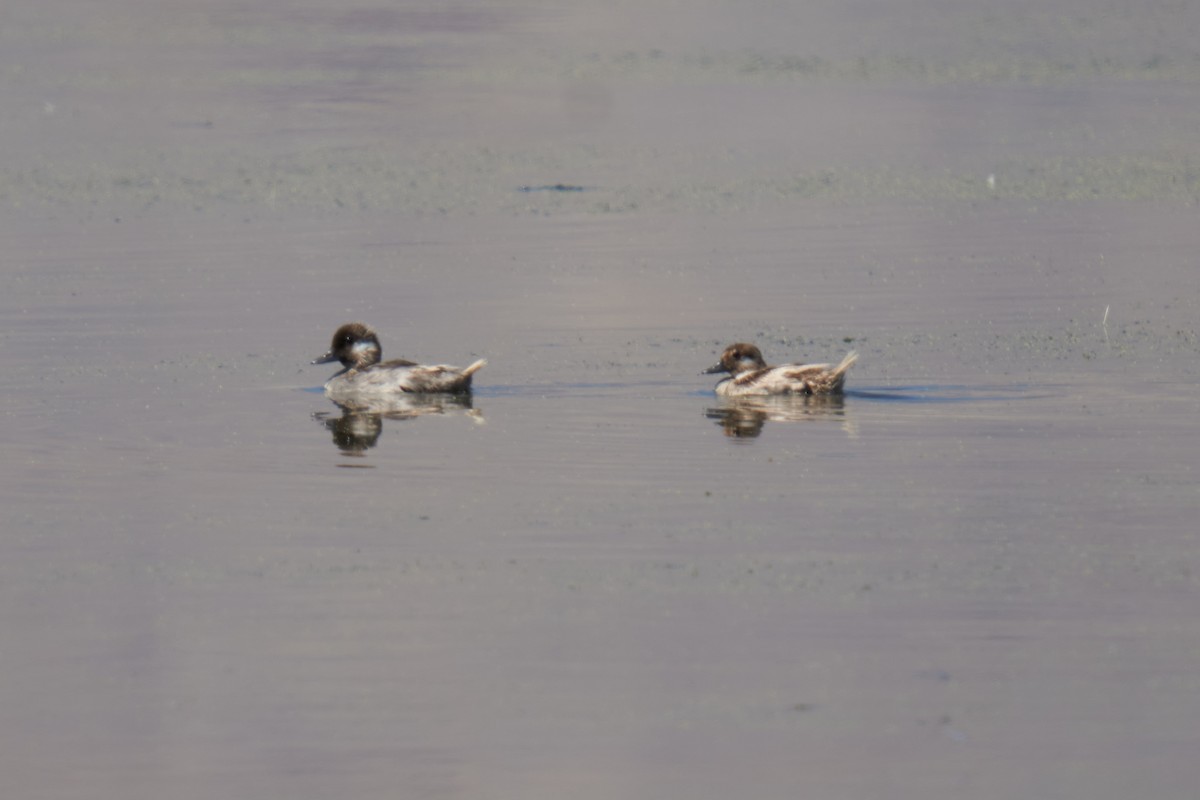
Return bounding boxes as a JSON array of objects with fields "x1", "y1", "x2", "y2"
[
  {"x1": 312, "y1": 351, "x2": 339, "y2": 365},
  {"x1": 702, "y1": 363, "x2": 726, "y2": 375}
]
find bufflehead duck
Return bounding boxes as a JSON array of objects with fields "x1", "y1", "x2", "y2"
[
  {"x1": 704, "y1": 342, "x2": 857, "y2": 397},
  {"x1": 312, "y1": 322, "x2": 486, "y2": 400}
]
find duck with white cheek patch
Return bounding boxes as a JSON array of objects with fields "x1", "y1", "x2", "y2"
[{"x1": 312, "y1": 323, "x2": 487, "y2": 402}]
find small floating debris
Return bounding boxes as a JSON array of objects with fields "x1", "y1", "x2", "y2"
[{"x1": 516, "y1": 184, "x2": 589, "y2": 193}]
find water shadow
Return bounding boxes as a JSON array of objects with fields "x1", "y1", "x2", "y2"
[
  {"x1": 705, "y1": 384, "x2": 1039, "y2": 438},
  {"x1": 847, "y1": 385, "x2": 1039, "y2": 403},
  {"x1": 705, "y1": 394, "x2": 851, "y2": 439},
  {"x1": 312, "y1": 394, "x2": 482, "y2": 455}
]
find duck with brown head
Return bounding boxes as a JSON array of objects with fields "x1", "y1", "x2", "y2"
[{"x1": 704, "y1": 342, "x2": 857, "y2": 396}]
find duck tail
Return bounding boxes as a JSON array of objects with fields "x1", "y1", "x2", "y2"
[
  {"x1": 461, "y1": 359, "x2": 487, "y2": 378},
  {"x1": 834, "y1": 350, "x2": 858, "y2": 375},
  {"x1": 829, "y1": 350, "x2": 858, "y2": 390}
]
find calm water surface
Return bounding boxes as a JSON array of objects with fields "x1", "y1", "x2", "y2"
[{"x1": 3, "y1": 1, "x2": 1200, "y2": 798}]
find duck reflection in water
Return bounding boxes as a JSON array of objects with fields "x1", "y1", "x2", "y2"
[
  {"x1": 313, "y1": 394, "x2": 482, "y2": 454},
  {"x1": 706, "y1": 394, "x2": 852, "y2": 439}
]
